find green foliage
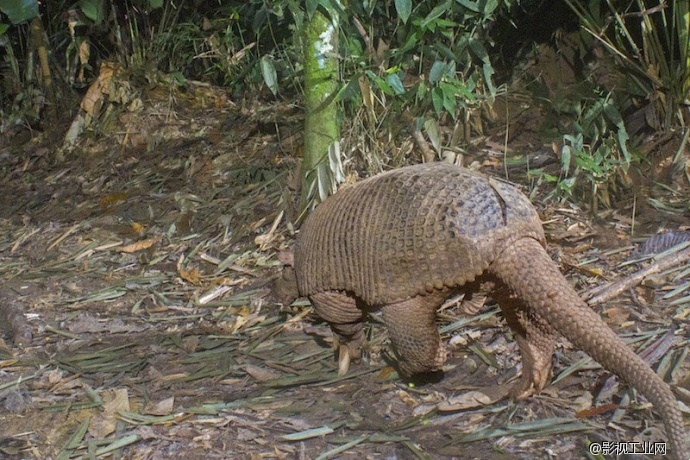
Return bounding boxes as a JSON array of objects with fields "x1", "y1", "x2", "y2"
[
  {"x1": 260, "y1": 56, "x2": 278, "y2": 96},
  {"x1": 395, "y1": 0, "x2": 412, "y2": 24},
  {"x1": 0, "y1": 0, "x2": 38, "y2": 24},
  {"x1": 532, "y1": 0, "x2": 690, "y2": 208},
  {"x1": 78, "y1": 0, "x2": 106, "y2": 25},
  {"x1": 0, "y1": 86, "x2": 42, "y2": 133},
  {"x1": 565, "y1": 0, "x2": 690, "y2": 131},
  {"x1": 532, "y1": 90, "x2": 636, "y2": 208},
  {"x1": 329, "y1": 0, "x2": 515, "y2": 165}
]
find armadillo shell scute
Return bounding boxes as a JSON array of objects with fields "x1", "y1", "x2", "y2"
[{"x1": 295, "y1": 163, "x2": 546, "y2": 305}]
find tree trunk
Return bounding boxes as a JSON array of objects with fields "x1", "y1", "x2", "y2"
[
  {"x1": 300, "y1": 6, "x2": 342, "y2": 213},
  {"x1": 29, "y1": 16, "x2": 58, "y2": 123}
]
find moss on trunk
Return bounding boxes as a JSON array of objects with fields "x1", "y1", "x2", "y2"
[{"x1": 300, "y1": 7, "x2": 341, "y2": 213}]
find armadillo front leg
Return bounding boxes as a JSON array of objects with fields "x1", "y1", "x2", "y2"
[
  {"x1": 309, "y1": 292, "x2": 365, "y2": 375},
  {"x1": 382, "y1": 293, "x2": 448, "y2": 376},
  {"x1": 494, "y1": 290, "x2": 557, "y2": 399}
]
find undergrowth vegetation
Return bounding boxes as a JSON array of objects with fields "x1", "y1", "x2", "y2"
[{"x1": 1, "y1": 0, "x2": 689, "y2": 208}]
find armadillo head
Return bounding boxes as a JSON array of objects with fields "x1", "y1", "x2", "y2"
[{"x1": 272, "y1": 266, "x2": 300, "y2": 305}]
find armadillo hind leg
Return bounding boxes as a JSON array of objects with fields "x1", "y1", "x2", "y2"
[
  {"x1": 309, "y1": 291, "x2": 365, "y2": 375},
  {"x1": 382, "y1": 293, "x2": 448, "y2": 377},
  {"x1": 490, "y1": 237, "x2": 688, "y2": 460},
  {"x1": 493, "y1": 287, "x2": 558, "y2": 400}
]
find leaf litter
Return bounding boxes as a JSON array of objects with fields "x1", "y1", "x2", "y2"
[{"x1": 0, "y1": 83, "x2": 688, "y2": 460}]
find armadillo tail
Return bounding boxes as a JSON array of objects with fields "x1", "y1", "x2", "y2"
[{"x1": 492, "y1": 237, "x2": 687, "y2": 460}]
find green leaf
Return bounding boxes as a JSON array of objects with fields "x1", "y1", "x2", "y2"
[
  {"x1": 468, "y1": 38, "x2": 490, "y2": 64},
  {"x1": 424, "y1": 118, "x2": 441, "y2": 153},
  {"x1": 373, "y1": 77, "x2": 393, "y2": 96},
  {"x1": 440, "y1": 82, "x2": 457, "y2": 116},
  {"x1": 561, "y1": 145, "x2": 572, "y2": 175},
  {"x1": 306, "y1": 0, "x2": 319, "y2": 18},
  {"x1": 432, "y1": 87, "x2": 444, "y2": 115},
  {"x1": 335, "y1": 75, "x2": 361, "y2": 102},
  {"x1": 482, "y1": 62, "x2": 496, "y2": 97},
  {"x1": 400, "y1": 31, "x2": 420, "y2": 53},
  {"x1": 446, "y1": 79, "x2": 474, "y2": 101},
  {"x1": 429, "y1": 61, "x2": 447, "y2": 84},
  {"x1": 421, "y1": 0, "x2": 452, "y2": 29},
  {"x1": 395, "y1": 0, "x2": 412, "y2": 23},
  {"x1": 604, "y1": 102, "x2": 631, "y2": 164},
  {"x1": 483, "y1": 0, "x2": 500, "y2": 15},
  {"x1": 0, "y1": 0, "x2": 38, "y2": 24},
  {"x1": 386, "y1": 73, "x2": 405, "y2": 95},
  {"x1": 170, "y1": 71, "x2": 186, "y2": 86},
  {"x1": 443, "y1": 93, "x2": 456, "y2": 117},
  {"x1": 260, "y1": 55, "x2": 278, "y2": 96},
  {"x1": 0, "y1": 23, "x2": 9, "y2": 35},
  {"x1": 79, "y1": 0, "x2": 106, "y2": 24},
  {"x1": 148, "y1": 0, "x2": 163, "y2": 9},
  {"x1": 455, "y1": 0, "x2": 481, "y2": 13},
  {"x1": 434, "y1": 42, "x2": 457, "y2": 61},
  {"x1": 415, "y1": 80, "x2": 428, "y2": 102}
]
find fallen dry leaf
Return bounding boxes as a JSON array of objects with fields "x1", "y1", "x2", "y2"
[
  {"x1": 179, "y1": 267, "x2": 201, "y2": 284},
  {"x1": 244, "y1": 364, "x2": 282, "y2": 382},
  {"x1": 120, "y1": 238, "x2": 160, "y2": 253},
  {"x1": 437, "y1": 388, "x2": 505, "y2": 411},
  {"x1": 99, "y1": 192, "x2": 128, "y2": 209},
  {"x1": 89, "y1": 388, "x2": 130, "y2": 438},
  {"x1": 144, "y1": 397, "x2": 175, "y2": 416}
]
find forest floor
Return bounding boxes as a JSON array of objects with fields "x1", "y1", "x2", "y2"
[{"x1": 0, "y1": 68, "x2": 689, "y2": 460}]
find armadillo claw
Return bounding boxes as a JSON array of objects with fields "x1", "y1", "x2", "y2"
[
  {"x1": 509, "y1": 366, "x2": 549, "y2": 401},
  {"x1": 338, "y1": 345, "x2": 351, "y2": 376}
]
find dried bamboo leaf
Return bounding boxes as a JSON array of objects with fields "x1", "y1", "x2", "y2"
[
  {"x1": 56, "y1": 417, "x2": 90, "y2": 460},
  {"x1": 453, "y1": 417, "x2": 592, "y2": 443},
  {"x1": 282, "y1": 425, "x2": 334, "y2": 441},
  {"x1": 314, "y1": 434, "x2": 369, "y2": 460},
  {"x1": 72, "y1": 434, "x2": 142, "y2": 460}
]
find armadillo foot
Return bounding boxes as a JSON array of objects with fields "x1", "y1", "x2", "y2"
[
  {"x1": 509, "y1": 363, "x2": 551, "y2": 400},
  {"x1": 382, "y1": 293, "x2": 448, "y2": 376},
  {"x1": 492, "y1": 284, "x2": 556, "y2": 400},
  {"x1": 333, "y1": 334, "x2": 364, "y2": 375},
  {"x1": 310, "y1": 291, "x2": 365, "y2": 375}
]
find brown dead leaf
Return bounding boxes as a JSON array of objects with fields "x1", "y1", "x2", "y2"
[
  {"x1": 244, "y1": 364, "x2": 282, "y2": 382},
  {"x1": 575, "y1": 403, "x2": 619, "y2": 419},
  {"x1": 377, "y1": 366, "x2": 396, "y2": 379},
  {"x1": 604, "y1": 307, "x2": 630, "y2": 325},
  {"x1": 89, "y1": 388, "x2": 130, "y2": 438},
  {"x1": 98, "y1": 192, "x2": 128, "y2": 209},
  {"x1": 144, "y1": 397, "x2": 175, "y2": 416},
  {"x1": 396, "y1": 390, "x2": 419, "y2": 408},
  {"x1": 182, "y1": 336, "x2": 200, "y2": 353},
  {"x1": 437, "y1": 387, "x2": 506, "y2": 411},
  {"x1": 179, "y1": 267, "x2": 201, "y2": 284},
  {"x1": 0, "y1": 359, "x2": 19, "y2": 368},
  {"x1": 249, "y1": 217, "x2": 267, "y2": 233},
  {"x1": 277, "y1": 250, "x2": 294, "y2": 266},
  {"x1": 120, "y1": 238, "x2": 160, "y2": 253},
  {"x1": 47, "y1": 369, "x2": 64, "y2": 385},
  {"x1": 81, "y1": 62, "x2": 116, "y2": 115},
  {"x1": 130, "y1": 222, "x2": 146, "y2": 236}
]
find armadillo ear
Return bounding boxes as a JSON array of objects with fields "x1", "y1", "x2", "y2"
[{"x1": 278, "y1": 250, "x2": 295, "y2": 267}]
